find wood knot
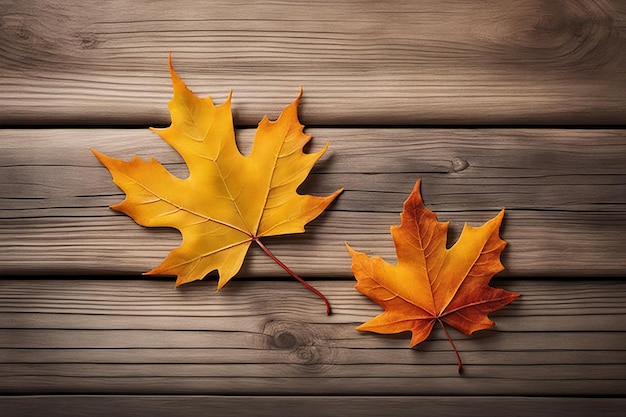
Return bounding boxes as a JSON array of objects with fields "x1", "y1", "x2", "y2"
[
  {"x1": 272, "y1": 331, "x2": 298, "y2": 349},
  {"x1": 263, "y1": 319, "x2": 336, "y2": 370},
  {"x1": 15, "y1": 25, "x2": 31, "y2": 41},
  {"x1": 451, "y1": 157, "x2": 470, "y2": 173},
  {"x1": 1, "y1": 18, "x2": 33, "y2": 44},
  {"x1": 76, "y1": 32, "x2": 100, "y2": 49},
  {"x1": 293, "y1": 346, "x2": 321, "y2": 365},
  {"x1": 265, "y1": 320, "x2": 316, "y2": 351}
]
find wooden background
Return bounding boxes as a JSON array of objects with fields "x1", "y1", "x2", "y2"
[{"x1": 1, "y1": 0, "x2": 625, "y2": 415}]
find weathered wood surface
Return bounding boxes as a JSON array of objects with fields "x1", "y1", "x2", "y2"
[
  {"x1": 0, "y1": 0, "x2": 625, "y2": 126},
  {"x1": 1, "y1": 0, "x2": 625, "y2": 414},
  {"x1": 0, "y1": 279, "x2": 625, "y2": 399},
  {"x1": 2, "y1": 396, "x2": 626, "y2": 417},
  {"x1": 1, "y1": 128, "x2": 625, "y2": 277}
]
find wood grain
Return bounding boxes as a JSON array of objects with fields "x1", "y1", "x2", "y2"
[
  {"x1": 1, "y1": 128, "x2": 625, "y2": 277},
  {"x1": 0, "y1": 0, "x2": 624, "y2": 126},
  {"x1": 2, "y1": 396, "x2": 626, "y2": 417},
  {"x1": 0, "y1": 279, "x2": 625, "y2": 398},
  {"x1": 1, "y1": 0, "x2": 624, "y2": 412}
]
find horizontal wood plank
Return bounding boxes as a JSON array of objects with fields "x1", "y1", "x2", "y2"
[
  {"x1": 0, "y1": 279, "x2": 625, "y2": 397},
  {"x1": 1, "y1": 128, "x2": 625, "y2": 277},
  {"x1": 0, "y1": 0, "x2": 624, "y2": 126},
  {"x1": 1, "y1": 395, "x2": 625, "y2": 417}
]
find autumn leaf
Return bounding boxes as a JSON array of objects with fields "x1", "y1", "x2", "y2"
[
  {"x1": 345, "y1": 179, "x2": 519, "y2": 371},
  {"x1": 91, "y1": 55, "x2": 342, "y2": 313}
]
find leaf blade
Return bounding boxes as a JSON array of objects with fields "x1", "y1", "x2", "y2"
[
  {"x1": 347, "y1": 178, "x2": 519, "y2": 368},
  {"x1": 93, "y1": 56, "x2": 342, "y2": 290}
]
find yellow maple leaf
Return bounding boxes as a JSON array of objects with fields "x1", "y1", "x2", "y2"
[
  {"x1": 92, "y1": 55, "x2": 342, "y2": 312},
  {"x1": 346, "y1": 179, "x2": 519, "y2": 371}
]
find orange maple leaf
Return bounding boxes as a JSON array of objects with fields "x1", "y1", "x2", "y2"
[
  {"x1": 346, "y1": 179, "x2": 519, "y2": 371},
  {"x1": 91, "y1": 55, "x2": 342, "y2": 313}
]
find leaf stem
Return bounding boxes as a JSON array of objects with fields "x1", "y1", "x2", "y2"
[
  {"x1": 437, "y1": 318, "x2": 463, "y2": 374},
  {"x1": 253, "y1": 238, "x2": 332, "y2": 315}
]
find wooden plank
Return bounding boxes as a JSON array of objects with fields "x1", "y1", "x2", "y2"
[
  {"x1": 0, "y1": 0, "x2": 624, "y2": 126},
  {"x1": 0, "y1": 279, "x2": 625, "y2": 396},
  {"x1": 1, "y1": 395, "x2": 625, "y2": 417},
  {"x1": 1, "y1": 128, "x2": 625, "y2": 277}
]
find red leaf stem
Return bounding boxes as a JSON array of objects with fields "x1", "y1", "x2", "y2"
[
  {"x1": 254, "y1": 238, "x2": 332, "y2": 315},
  {"x1": 438, "y1": 318, "x2": 463, "y2": 374}
]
